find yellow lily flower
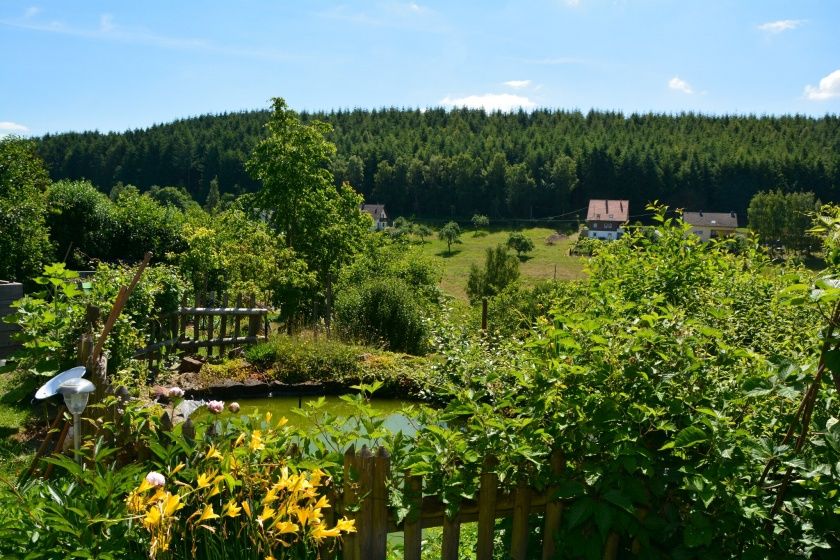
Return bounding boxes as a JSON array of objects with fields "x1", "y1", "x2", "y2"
[
  {"x1": 222, "y1": 499, "x2": 241, "y2": 518},
  {"x1": 206, "y1": 445, "x2": 223, "y2": 461},
  {"x1": 196, "y1": 504, "x2": 219, "y2": 523}
]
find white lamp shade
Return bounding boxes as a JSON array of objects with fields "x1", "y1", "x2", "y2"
[{"x1": 58, "y1": 378, "x2": 95, "y2": 415}]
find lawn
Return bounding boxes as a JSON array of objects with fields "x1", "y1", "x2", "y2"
[
  {"x1": 417, "y1": 226, "x2": 586, "y2": 299},
  {"x1": 0, "y1": 372, "x2": 36, "y2": 479}
]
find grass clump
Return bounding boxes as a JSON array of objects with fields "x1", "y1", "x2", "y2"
[{"x1": 244, "y1": 335, "x2": 431, "y2": 395}]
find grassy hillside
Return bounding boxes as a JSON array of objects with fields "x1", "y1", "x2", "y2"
[{"x1": 417, "y1": 227, "x2": 586, "y2": 299}]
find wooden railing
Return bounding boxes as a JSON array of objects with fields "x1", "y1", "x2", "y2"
[
  {"x1": 336, "y1": 445, "x2": 568, "y2": 560},
  {"x1": 134, "y1": 293, "x2": 269, "y2": 368}
]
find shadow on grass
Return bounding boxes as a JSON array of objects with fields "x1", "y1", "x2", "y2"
[
  {"x1": 517, "y1": 255, "x2": 533, "y2": 263},
  {"x1": 435, "y1": 249, "x2": 463, "y2": 258}
]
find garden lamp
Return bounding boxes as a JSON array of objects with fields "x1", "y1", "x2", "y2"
[{"x1": 57, "y1": 378, "x2": 95, "y2": 463}]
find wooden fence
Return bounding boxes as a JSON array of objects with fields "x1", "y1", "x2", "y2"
[
  {"x1": 0, "y1": 281, "x2": 23, "y2": 360},
  {"x1": 335, "y1": 445, "x2": 580, "y2": 560},
  {"x1": 134, "y1": 293, "x2": 269, "y2": 368}
]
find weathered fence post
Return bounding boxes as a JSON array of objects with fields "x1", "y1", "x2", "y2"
[
  {"x1": 510, "y1": 479, "x2": 532, "y2": 560},
  {"x1": 481, "y1": 298, "x2": 488, "y2": 332},
  {"x1": 342, "y1": 445, "x2": 358, "y2": 560},
  {"x1": 219, "y1": 293, "x2": 228, "y2": 357},
  {"x1": 541, "y1": 449, "x2": 565, "y2": 560},
  {"x1": 442, "y1": 512, "x2": 461, "y2": 560},
  {"x1": 403, "y1": 470, "x2": 423, "y2": 560},
  {"x1": 357, "y1": 446, "x2": 375, "y2": 559},
  {"x1": 372, "y1": 447, "x2": 390, "y2": 559},
  {"x1": 476, "y1": 455, "x2": 499, "y2": 560}
]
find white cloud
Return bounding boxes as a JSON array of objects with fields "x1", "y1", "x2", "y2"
[
  {"x1": 24, "y1": 6, "x2": 41, "y2": 18},
  {"x1": 0, "y1": 121, "x2": 30, "y2": 137},
  {"x1": 668, "y1": 76, "x2": 694, "y2": 94},
  {"x1": 565, "y1": 0, "x2": 581, "y2": 7},
  {"x1": 406, "y1": 2, "x2": 425, "y2": 13},
  {"x1": 504, "y1": 80, "x2": 531, "y2": 89},
  {"x1": 518, "y1": 56, "x2": 587, "y2": 65},
  {"x1": 0, "y1": 14, "x2": 297, "y2": 61},
  {"x1": 804, "y1": 69, "x2": 840, "y2": 101},
  {"x1": 99, "y1": 14, "x2": 114, "y2": 32},
  {"x1": 757, "y1": 19, "x2": 804, "y2": 33},
  {"x1": 440, "y1": 93, "x2": 536, "y2": 112}
]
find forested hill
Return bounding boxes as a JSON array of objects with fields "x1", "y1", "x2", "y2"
[{"x1": 36, "y1": 108, "x2": 840, "y2": 221}]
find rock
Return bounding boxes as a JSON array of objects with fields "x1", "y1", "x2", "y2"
[{"x1": 179, "y1": 356, "x2": 205, "y2": 373}]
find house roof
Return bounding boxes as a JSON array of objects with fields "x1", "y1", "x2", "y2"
[
  {"x1": 586, "y1": 199, "x2": 629, "y2": 222},
  {"x1": 683, "y1": 211, "x2": 738, "y2": 228},
  {"x1": 361, "y1": 204, "x2": 387, "y2": 221}
]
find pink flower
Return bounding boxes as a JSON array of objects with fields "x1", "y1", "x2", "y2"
[
  {"x1": 228, "y1": 402, "x2": 240, "y2": 413},
  {"x1": 168, "y1": 387, "x2": 185, "y2": 398},
  {"x1": 145, "y1": 471, "x2": 166, "y2": 487},
  {"x1": 207, "y1": 400, "x2": 224, "y2": 414}
]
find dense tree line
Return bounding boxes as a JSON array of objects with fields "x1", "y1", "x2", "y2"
[{"x1": 36, "y1": 108, "x2": 840, "y2": 221}]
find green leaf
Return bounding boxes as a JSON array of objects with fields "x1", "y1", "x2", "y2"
[{"x1": 665, "y1": 425, "x2": 708, "y2": 450}]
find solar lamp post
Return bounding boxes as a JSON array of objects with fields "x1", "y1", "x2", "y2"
[{"x1": 57, "y1": 378, "x2": 95, "y2": 463}]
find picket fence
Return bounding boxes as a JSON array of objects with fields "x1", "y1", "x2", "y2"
[{"x1": 329, "y1": 446, "x2": 617, "y2": 560}]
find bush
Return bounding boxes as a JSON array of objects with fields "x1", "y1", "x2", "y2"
[
  {"x1": 0, "y1": 138, "x2": 53, "y2": 282},
  {"x1": 334, "y1": 278, "x2": 429, "y2": 355},
  {"x1": 46, "y1": 180, "x2": 116, "y2": 267},
  {"x1": 5, "y1": 261, "x2": 187, "y2": 379}
]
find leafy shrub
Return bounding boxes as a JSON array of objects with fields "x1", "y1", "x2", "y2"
[
  {"x1": 334, "y1": 278, "x2": 429, "y2": 355},
  {"x1": 46, "y1": 180, "x2": 116, "y2": 268},
  {"x1": 5, "y1": 262, "x2": 187, "y2": 379},
  {"x1": 0, "y1": 137, "x2": 53, "y2": 282}
]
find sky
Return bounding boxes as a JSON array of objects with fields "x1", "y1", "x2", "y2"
[{"x1": 2, "y1": 0, "x2": 839, "y2": 137}]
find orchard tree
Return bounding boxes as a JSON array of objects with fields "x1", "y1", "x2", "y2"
[
  {"x1": 415, "y1": 224, "x2": 433, "y2": 243},
  {"x1": 747, "y1": 190, "x2": 819, "y2": 252},
  {"x1": 247, "y1": 98, "x2": 369, "y2": 328},
  {"x1": 0, "y1": 137, "x2": 53, "y2": 282},
  {"x1": 471, "y1": 213, "x2": 489, "y2": 234},
  {"x1": 506, "y1": 231, "x2": 535, "y2": 258},
  {"x1": 438, "y1": 221, "x2": 462, "y2": 255},
  {"x1": 466, "y1": 244, "x2": 520, "y2": 304}
]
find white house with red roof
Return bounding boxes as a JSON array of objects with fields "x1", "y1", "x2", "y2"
[{"x1": 585, "y1": 199, "x2": 629, "y2": 240}]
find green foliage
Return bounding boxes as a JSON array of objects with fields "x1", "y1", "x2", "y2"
[
  {"x1": 748, "y1": 189, "x2": 820, "y2": 251},
  {"x1": 177, "y1": 207, "x2": 312, "y2": 298},
  {"x1": 46, "y1": 180, "x2": 115, "y2": 267},
  {"x1": 0, "y1": 441, "x2": 147, "y2": 559},
  {"x1": 437, "y1": 221, "x2": 462, "y2": 255},
  {"x1": 111, "y1": 187, "x2": 186, "y2": 262},
  {"x1": 247, "y1": 98, "x2": 369, "y2": 322},
  {"x1": 334, "y1": 277, "x2": 430, "y2": 355},
  {"x1": 204, "y1": 176, "x2": 220, "y2": 212},
  {"x1": 0, "y1": 137, "x2": 53, "y2": 282},
  {"x1": 148, "y1": 185, "x2": 198, "y2": 212},
  {"x1": 35, "y1": 109, "x2": 840, "y2": 222},
  {"x1": 505, "y1": 231, "x2": 535, "y2": 257},
  {"x1": 5, "y1": 262, "x2": 187, "y2": 379},
  {"x1": 465, "y1": 245, "x2": 520, "y2": 305},
  {"x1": 471, "y1": 213, "x2": 489, "y2": 231},
  {"x1": 243, "y1": 335, "x2": 428, "y2": 392}
]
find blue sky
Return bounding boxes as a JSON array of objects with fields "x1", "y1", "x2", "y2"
[{"x1": 2, "y1": 0, "x2": 839, "y2": 137}]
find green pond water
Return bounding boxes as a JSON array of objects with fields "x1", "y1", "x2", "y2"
[{"x1": 213, "y1": 395, "x2": 420, "y2": 435}]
